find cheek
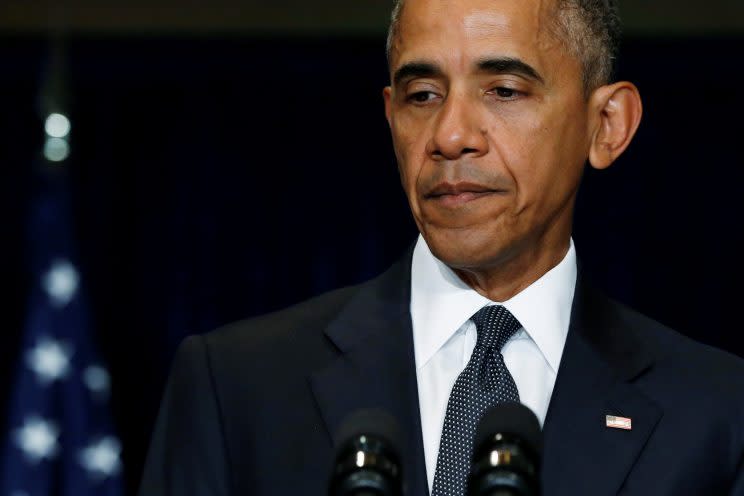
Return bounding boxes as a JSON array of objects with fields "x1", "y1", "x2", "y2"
[
  {"x1": 391, "y1": 116, "x2": 429, "y2": 191},
  {"x1": 488, "y1": 110, "x2": 549, "y2": 202},
  {"x1": 540, "y1": 109, "x2": 589, "y2": 191},
  {"x1": 488, "y1": 105, "x2": 586, "y2": 213},
  {"x1": 530, "y1": 127, "x2": 586, "y2": 225}
]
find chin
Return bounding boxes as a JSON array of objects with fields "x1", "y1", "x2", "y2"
[{"x1": 421, "y1": 225, "x2": 511, "y2": 271}]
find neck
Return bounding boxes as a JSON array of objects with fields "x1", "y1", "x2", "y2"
[{"x1": 452, "y1": 236, "x2": 571, "y2": 302}]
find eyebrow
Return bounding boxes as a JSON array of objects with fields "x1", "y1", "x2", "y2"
[
  {"x1": 392, "y1": 61, "x2": 444, "y2": 86},
  {"x1": 392, "y1": 57, "x2": 545, "y2": 86},
  {"x1": 476, "y1": 57, "x2": 545, "y2": 84}
]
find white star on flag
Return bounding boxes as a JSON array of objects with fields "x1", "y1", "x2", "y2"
[
  {"x1": 79, "y1": 436, "x2": 122, "y2": 479},
  {"x1": 42, "y1": 259, "x2": 80, "y2": 308},
  {"x1": 83, "y1": 365, "x2": 111, "y2": 397},
  {"x1": 26, "y1": 337, "x2": 73, "y2": 385},
  {"x1": 14, "y1": 416, "x2": 59, "y2": 463}
]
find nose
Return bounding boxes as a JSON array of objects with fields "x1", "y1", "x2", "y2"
[{"x1": 427, "y1": 91, "x2": 489, "y2": 161}]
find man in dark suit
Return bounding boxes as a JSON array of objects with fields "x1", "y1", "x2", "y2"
[{"x1": 139, "y1": 0, "x2": 744, "y2": 494}]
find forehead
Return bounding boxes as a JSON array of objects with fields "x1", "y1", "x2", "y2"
[{"x1": 392, "y1": 0, "x2": 564, "y2": 74}]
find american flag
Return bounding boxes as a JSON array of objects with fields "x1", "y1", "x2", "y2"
[{"x1": 1, "y1": 134, "x2": 124, "y2": 496}]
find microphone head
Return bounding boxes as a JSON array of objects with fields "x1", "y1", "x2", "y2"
[
  {"x1": 335, "y1": 408, "x2": 403, "y2": 456},
  {"x1": 469, "y1": 402, "x2": 542, "y2": 496},
  {"x1": 330, "y1": 408, "x2": 404, "y2": 496},
  {"x1": 474, "y1": 402, "x2": 542, "y2": 458}
]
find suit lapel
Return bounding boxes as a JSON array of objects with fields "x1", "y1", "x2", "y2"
[
  {"x1": 542, "y1": 274, "x2": 662, "y2": 495},
  {"x1": 309, "y1": 250, "x2": 429, "y2": 496}
]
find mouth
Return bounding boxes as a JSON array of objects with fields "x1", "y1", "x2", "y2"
[{"x1": 424, "y1": 182, "x2": 503, "y2": 207}]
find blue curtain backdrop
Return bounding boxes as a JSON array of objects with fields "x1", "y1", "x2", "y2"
[{"x1": 1, "y1": 35, "x2": 742, "y2": 494}]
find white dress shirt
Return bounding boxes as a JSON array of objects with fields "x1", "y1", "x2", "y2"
[{"x1": 409, "y1": 235, "x2": 577, "y2": 492}]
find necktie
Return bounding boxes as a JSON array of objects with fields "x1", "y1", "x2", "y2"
[{"x1": 431, "y1": 305, "x2": 522, "y2": 496}]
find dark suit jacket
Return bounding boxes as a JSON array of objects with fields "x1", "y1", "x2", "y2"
[{"x1": 139, "y1": 252, "x2": 744, "y2": 495}]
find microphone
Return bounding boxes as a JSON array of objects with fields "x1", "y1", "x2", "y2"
[
  {"x1": 329, "y1": 408, "x2": 404, "y2": 496},
  {"x1": 467, "y1": 402, "x2": 542, "y2": 496}
]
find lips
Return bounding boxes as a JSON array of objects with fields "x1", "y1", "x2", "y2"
[{"x1": 425, "y1": 182, "x2": 502, "y2": 207}]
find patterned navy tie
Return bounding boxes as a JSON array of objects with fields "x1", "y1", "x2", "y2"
[{"x1": 431, "y1": 305, "x2": 522, "y2": 496}]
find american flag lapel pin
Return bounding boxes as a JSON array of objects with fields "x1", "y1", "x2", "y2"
[{"x1": 606, "y1": 415, "x2": 632, "y2": 430}]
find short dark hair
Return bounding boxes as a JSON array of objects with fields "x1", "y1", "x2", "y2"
[{"x1": 386, "y1": 0, "x2": 622, "y2": 93}]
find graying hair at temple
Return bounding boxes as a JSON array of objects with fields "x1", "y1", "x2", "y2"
[{"x1": 385, "y1": 0, "x2": 622, "y2": 93}]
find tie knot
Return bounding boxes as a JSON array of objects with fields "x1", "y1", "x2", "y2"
[{"x1": 471, "y1": 305, "x2": 522, "y2": 351}]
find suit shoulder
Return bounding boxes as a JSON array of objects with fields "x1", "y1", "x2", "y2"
[
  {"x1": 199, "y1": 283, "x2": 361, "y2": 353},
  {"x1": 609, "y1": 297, "x2": 744, "y2": 386}
]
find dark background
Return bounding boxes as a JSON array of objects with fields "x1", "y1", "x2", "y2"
[{"x1": 1, "y1": 6, "x2": 743, "y2": 494}]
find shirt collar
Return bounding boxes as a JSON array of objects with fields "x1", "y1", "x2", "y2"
[{"x1": 410, "y1": 235, "x2": 577, "y2": 373}]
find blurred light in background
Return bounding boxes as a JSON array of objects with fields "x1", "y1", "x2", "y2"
[
  {"x1": 44, "y1": 113, "x2": 71, "y2": 139},
  {"x1": 43, "y1": 137, "x2": 70, "y2": 162}
]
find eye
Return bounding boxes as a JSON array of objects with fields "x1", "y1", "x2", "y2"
[
  {"x1": 496, "y1": 87, "x2": 516, "y2": 98},
  {"x1": 487, "y1": 86, "x2": 525, "y2": 101},
  {"x1": 406, "y1": 91, "x2": 438, "y2": 104}
]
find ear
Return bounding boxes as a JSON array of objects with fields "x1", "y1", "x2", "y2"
[
  {"x1": 587, "y1": 81, "x2": 643, "y2": 170},
  {"x1": 383, "y1": 86, "x2": 393, "y2": 126}
]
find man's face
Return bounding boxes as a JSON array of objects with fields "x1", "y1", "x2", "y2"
[{"x1": 384, "y1": 0, "x2": 592, "y2": 272}]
